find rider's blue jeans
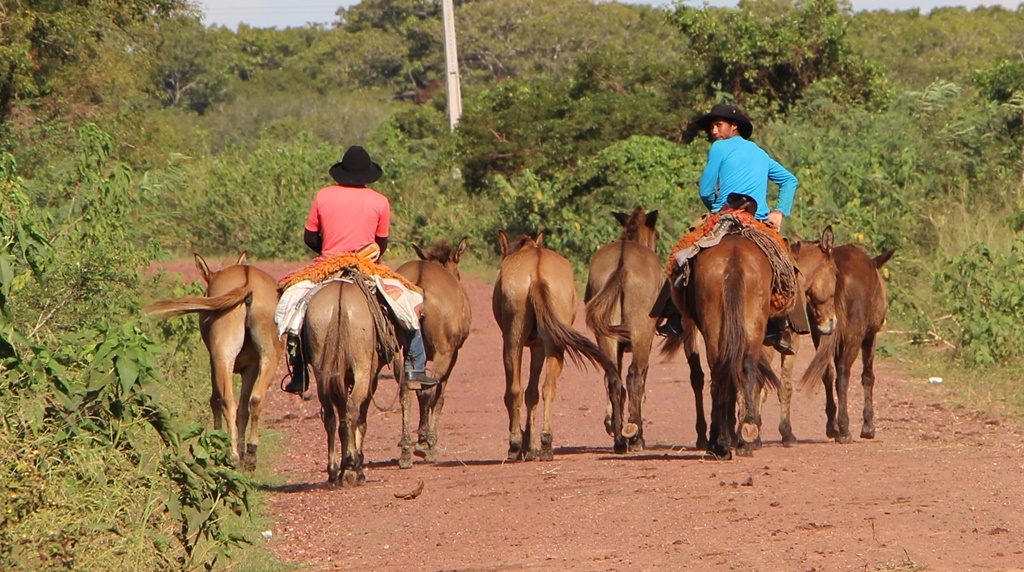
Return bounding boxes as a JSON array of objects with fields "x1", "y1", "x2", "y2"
[{"x1": 405, "y1": 328, "x2": 428, "y2": 373}]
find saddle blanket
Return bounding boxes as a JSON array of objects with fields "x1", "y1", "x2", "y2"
[{"x1": 275, "y1": 276, "x2": 423, "y2": 338}]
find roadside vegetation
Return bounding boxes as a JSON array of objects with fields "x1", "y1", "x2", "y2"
[{"x1": 2, "y1": 0, "x2": 1022, "y2": 567}]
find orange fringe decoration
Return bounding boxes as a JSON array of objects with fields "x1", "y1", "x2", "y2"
[
  {"x1": 278, "y1": 252, "x2": 420, "y2": 292},
  {"x1": 665, "y1": 208, "x2": 786, "y2": 277}
]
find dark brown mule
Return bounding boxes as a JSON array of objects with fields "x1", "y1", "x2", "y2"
[
  {"x1": 758, "y1": 226, "x2": 840, "y2": 447},
  {"x1": 303, "y1": 280, "x2": 390, "y2": 486},
  {"x1": 395, "y1": 239, "x2": 472, "y2": 467},
  {"x1": 146, "y1": 253, "x2": 283, "y2": 470},
  {"x1": 669, "y1": 235, "x2": 781, "y2": 459},
  {"x1": 800, "y1": 242, "x2": 894, "y2": 444},
  {"x1": 493, "y1": 231, "x2": 625, "y2": 460},
  {"x1": 585, "y1": 206, "x2": 662, "y2": 451}
]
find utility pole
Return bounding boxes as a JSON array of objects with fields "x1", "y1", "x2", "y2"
[{"x1": 441, "y1": 0, "x2": 462, "y2": 131}]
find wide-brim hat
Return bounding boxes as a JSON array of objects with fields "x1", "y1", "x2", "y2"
[
  {"x1": 686, "y1": 103, "x2": 753, "y2": 141},
  {"x1": 329, "y1": 145, "x2": 383, "y2": 186}
]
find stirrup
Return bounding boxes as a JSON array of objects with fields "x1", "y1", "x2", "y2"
[
  {"x1": 763, "y1": 333, "x2": 795, "y2": 356},
  {"x1": 656, "y1": 315, "x2": 684, "y2": 337},
  {"x1": 405, "y1": 370, "x2": 439, "y2": 390}
]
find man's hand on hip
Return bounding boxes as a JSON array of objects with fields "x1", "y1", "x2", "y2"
[{"x1": 767, "y1": 210, "x2": 784, "y2": 231}]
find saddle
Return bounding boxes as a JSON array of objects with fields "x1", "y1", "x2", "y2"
[
  {"x1": 277, "y1": 242, "x2": 410, "y2": 366},
  {"x1": 666, "y1": 198, "x2": 798, "y2": 317}
]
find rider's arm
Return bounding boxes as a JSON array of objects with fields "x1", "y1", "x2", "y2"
[
  {"x1": 768, "y1": 158, "x2": 798, "y2": 217},
  {"x1": 375, "y1": 235, "x2": 388, "y2": 257},
  {"x1": 304, "y1": 229, "x2": 322, "y2": 255}
]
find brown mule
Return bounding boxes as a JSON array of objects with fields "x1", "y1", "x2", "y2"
[
  {"x1": 800, "y1": 242, "x2": 895, "y2": 444},
  {"x1": 493, "y1": 231, "x2": 625, "y2": 460},
  {"x1": 146, "y1": 253, "x2": 283, "y2": 470},
  {"x1": 585, "y1": 206, "x2": 662, "y2": 451},
  {"x1": 669, "y1": 235, "x2": 781, "y2": 459},
  {"x1": 304, "y1": 279, "x2": 390, "y2": 486},
  {"x1": 395, "y1": 239, "x2": 472, "y2": 467},
  {"x1": 758, "y1": 226, "x2": 840, "y2": 447}
]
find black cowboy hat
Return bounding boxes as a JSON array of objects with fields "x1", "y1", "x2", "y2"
[
  {"x1": 329, "y1": 145, "x2": 383, "y2": 186},
  {"x1": 684, "y1": 103, "x2": 754, "y2": 142}
]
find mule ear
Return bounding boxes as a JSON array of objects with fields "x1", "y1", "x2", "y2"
[
  {"x1": 873, "y1": 248, "x2": 896, "y2": 268},
  {"x1": 534, "y1": 232, "x2": 545, "y2": 247},
  {"x1": 194, "y1": 253, "x2": 212, "y2": 284},
  {"x1": 412, "y1": 243, "x2": 428, "y2": 260},
  {"x1": 497, "y1": 230, "x2": 509, "y2": 257},
  {"x1": 612, "y1": 211, "x2": 628, "y2": 226},
  {"x1": 236, "y1": 251, "x2": 248, "y2": 266},
  {"x1": 819, "y1": 226, "x2": 834, "y2": 255},
  {"x1": 645, "y1": 210, "x2": 659, "y2": 228},
  {"x1": 455, "y1": 237, "x2": 469, "y2": 262}
]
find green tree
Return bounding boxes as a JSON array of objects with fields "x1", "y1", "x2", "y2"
[
  {"x1": 150, "y1": 16, "x2": 235, "y2": 114},
  {"x1": 669, "y1": 0, "x2": 889, "y2": 115},
  {"x1": 0, "y1": 0, "x2": 186, "y2": 122}
]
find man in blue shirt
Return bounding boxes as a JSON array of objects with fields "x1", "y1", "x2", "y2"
[
  {"x1": 655, "y1": 104, "x2": 802, "y2": 355},
  {"x1": 695, "y1": 103, "x2": 798, "y2": 230}
]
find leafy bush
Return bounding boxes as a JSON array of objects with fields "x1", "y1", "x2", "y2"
[
  {"x1": 1, "y1": 139, "x2": 254, "y2": 569},
  {"x1": 938, "y1": 238, "x2": 1024, "y2": 366}
]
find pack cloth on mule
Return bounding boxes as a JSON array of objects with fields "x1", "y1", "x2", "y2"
[
  {"x1": 274, "y1": 242, "x2": 423, "y2": 338},
  {"x1": 666, "y1": 207, "x2": 798, "y2": 316}
]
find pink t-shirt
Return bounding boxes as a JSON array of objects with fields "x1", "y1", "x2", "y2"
[{"x1": 305, "y1": 185, "x2": 390, "y2": 257}]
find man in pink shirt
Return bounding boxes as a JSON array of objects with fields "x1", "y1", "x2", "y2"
[
  {"x1": 283, "y1": 146, "x2": 436, "y2": 395},
  {"x1": 303, "y1": 148, "x2": 391, "y2": 258}
]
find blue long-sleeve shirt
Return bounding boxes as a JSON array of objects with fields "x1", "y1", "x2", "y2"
[{"x1": 698, "y1": 136, "x2": 798, "y2": 220}]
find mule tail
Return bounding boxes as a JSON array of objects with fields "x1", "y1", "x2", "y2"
[
  {"x1": 873, "y1": 248, "x2": 896, "y2": 268},
  {"x1": 531, "y1": 282, "x2": 617, "y2": 373},
  {"x1": 799, "y1": 330, "x2": 839, "y2": 391},
  {"x1": 713, "y1": 269, "x2": 779, "y2": 401},
  {"x1": 145, "y1": 285, "x2": 252, "y2": 319},
  {"x1": 584, "y1": 264, "x2": 630, "y2": 343}
]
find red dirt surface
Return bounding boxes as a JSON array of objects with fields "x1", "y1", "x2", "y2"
[{"x1": 155, "y1": 259, "x2": 1024, "y2": 571}]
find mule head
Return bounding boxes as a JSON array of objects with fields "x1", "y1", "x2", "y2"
[
  {"x1": 612, "y1": 205, "x2": 659, "y2": 251},
  {"x1": 412, "y1": 238, "x2": 469, "y2": 279},
  {"x1": 792, "y1": 226, "x2": 838, "y2": 335},
  {"x1": 497, "y1": 230, "x2": 543, "y2": 259}
]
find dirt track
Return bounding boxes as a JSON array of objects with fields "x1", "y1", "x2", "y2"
[{"x1": 161, "y1": 260, "x2": 1024, "y2": 571}]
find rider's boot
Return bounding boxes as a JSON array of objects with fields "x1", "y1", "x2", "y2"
[
  {"x1": 404, "y1": 328, "x2": 439, "y2": 390},
  {"x1": 283, "y1": 334, "x2": 308, "y2": 395}
]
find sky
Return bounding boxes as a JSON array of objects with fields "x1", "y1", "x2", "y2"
[{"x1": 198, "y1": 0, "x2": 1022, "y2": 29}]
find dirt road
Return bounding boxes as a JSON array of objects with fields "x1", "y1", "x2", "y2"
[{"x1": 166, "y1": 260, "x2": 1023, "y2": 571}]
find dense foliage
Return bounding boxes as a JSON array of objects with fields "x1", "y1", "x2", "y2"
[{"x1": 2, "y1": 0, "x2": 1023, "y2": 566}]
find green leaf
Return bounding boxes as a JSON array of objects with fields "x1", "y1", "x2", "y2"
[{"x1": 117, "y1": 356, "x2": 139, "y2": 393}]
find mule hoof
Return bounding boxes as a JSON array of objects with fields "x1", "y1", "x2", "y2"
[
  {"x1": 398, "y1": 452, "x2": 414, "y2": 470},
  {"x1": 709, "y1": 446, "x2": 732, "y2": 460},
  {"x1": 613, "y1": 437, "x2": 628, "y2": 454},
  {"x1": 861, "y1": 427, "x2": 876, "y2": 439},
  {"x1": 835, "y1": 433, "x2": 853, "y2": 445},
  {"x1": 740, "y1": 422, "x2": 759, "y2": 443},
  {"x1": 781, "y1": 434, "x2": 798, "y2": 448},
  {"x1": 413, "y1": 445, "x2": 429, "y2": 459},
  {"x1": 628, "y1": 436, "x2": 645, "y2": 452},
  {"x1": 540, "y1": 448, "x2": 554, "y2": 462},
  {"x1": 621, "y1": 422, "x2": 639, "y2": 439},
  {"x1": 524, "y1": 449, "x2": 541, "y2": 462},
  {"x1": 342, "y1": 470, "x2": 364, "y2": 487},
  {"x1": 696, "y1": 436, "x2": 709, "y2": 450},
  {"x1": 826, "y1": 425, "x2": 839, "y2": 439}
]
